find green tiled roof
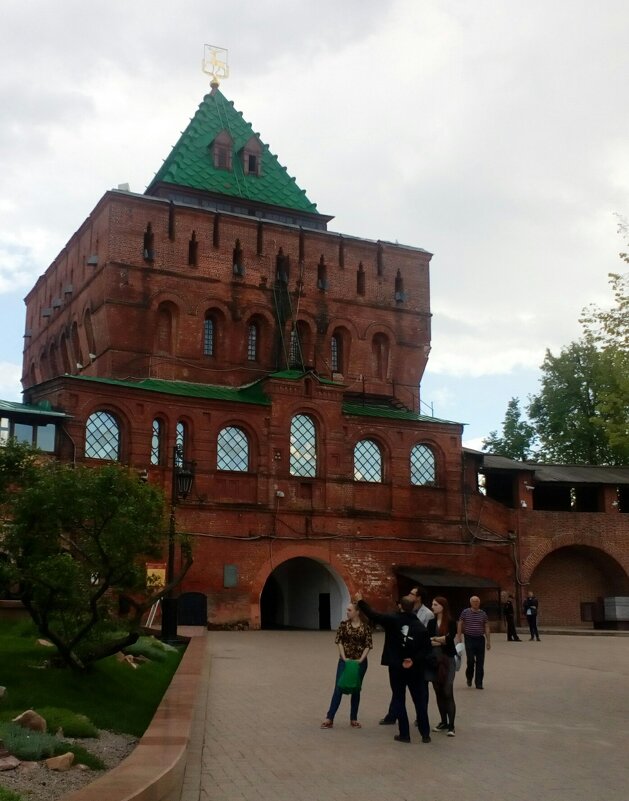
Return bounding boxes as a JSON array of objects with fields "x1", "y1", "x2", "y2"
[
  {"x1": 342, "y1": 401, "x2": 461, "y2": 426},
  {"x1": 147, "y1": 88, "x2": 319, "y2": 215},
  {"x1": 68, "y1": 376, "x2": 270, "y2": 406},
  {"x1": 0, "y1": 398, "x2": 69, "y2": 418}
]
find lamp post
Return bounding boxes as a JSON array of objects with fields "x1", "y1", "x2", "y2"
[{"x1": 161, "y1": 445, "x2": 194, "y2": 642}]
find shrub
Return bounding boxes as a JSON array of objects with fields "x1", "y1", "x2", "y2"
[
  {"x1": 0, "y1": 723, "x2": 104, "y2": 769},
  {"x1": 0, "y1": 786, "x2": 23, "y2": 801},
  {"x1": 37, "y1": 707, "x2": 98, "y2": 738}
]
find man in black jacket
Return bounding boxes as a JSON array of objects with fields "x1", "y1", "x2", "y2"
[{"x1": 355, "y1": 592, "x2": 432, "y2": 743}]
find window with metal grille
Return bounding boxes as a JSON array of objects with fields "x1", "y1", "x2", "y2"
[
  {"x1": 247, "y1": 324, "x2": 258, "y2": 361},
  {"x1": 203, "y1": 317, "x2": 214, "y2": 356},
  {"x1": 85, "y1": 411, "x2": 120, "y2": 460},
  {"x1": 331, "y1": 335, "x2": 340, "y2": 372},
  {"x1": 290, "y1": 414, "x2": 317, "y2": 477},
  {"x1": 217, "y1": 427, "x2": 249, "y2": 471},
  {"x1": 151, "y1": 419, "x2": 162, "y2": 465},
  {"x1": 289, "y1": 329, "x2": 300, "y2": 366},
  {"x1": 176, "y1": 421, "x2": 186, "y2": 466},
  {"x1": 354, "y1": 439, "x2": 382, "y2": 483},
  {"x1": 410, "y1": 444, "x2": 436, "y2": 485}
]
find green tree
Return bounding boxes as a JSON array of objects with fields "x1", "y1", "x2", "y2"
[
  {"x1": 526, "y1": 341, "x2": 626, "y2": 464},
  {"x1": 580, "y1": 267, "x2": 629, "y2": 453},
  {"x1": 1, "y1": 449, "x2": 191, "y2": 671},
  {"x1": 482, "y1": 397, "x2": 535, "y2": 460}
]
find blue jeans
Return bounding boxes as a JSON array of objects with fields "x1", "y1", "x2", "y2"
[{"x1": 326, "y1": 658, "x2": 368, "y2": 721}]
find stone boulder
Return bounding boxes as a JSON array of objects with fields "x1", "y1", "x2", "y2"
[
  {"x1": 0, "y1": 755, "x2": 20, "y2": 771},
  {"x1": 12, "y1": 709, "x2": 47, "y2": 733},
  {"x1": 45, "y1": 752, "x2": 74, "y2": 771}
]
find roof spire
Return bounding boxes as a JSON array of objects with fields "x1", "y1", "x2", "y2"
[{"x1": 202, "y1": 44, "x2": 229, "y2": 94}]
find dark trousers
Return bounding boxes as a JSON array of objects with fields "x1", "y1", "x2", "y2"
[
  {"x1": 432, "y1": 656, "x2": 456, "y2": 728},
  {"x1": 390, "y1": 666, "x2": 429, "y2": 739},
  {"x1": 506, "y1": 615, "x2": 519, "y2": 641},
  {"x1": 527, "y1": 614, "x2": 540, "y2": 639},
  {"x1": 464, "y1": 635, "x2": 485, "y2": 688}
]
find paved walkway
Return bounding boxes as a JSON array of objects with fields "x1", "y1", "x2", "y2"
[{"x1": 182, "y1": 631, "x2": 629, "y2": 801}]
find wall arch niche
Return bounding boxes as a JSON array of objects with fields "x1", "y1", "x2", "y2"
[{"x1": 260, "y1": 557, "x2": 349, "y2": 630}]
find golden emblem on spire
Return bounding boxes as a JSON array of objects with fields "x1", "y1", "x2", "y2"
[{"x1": 202, "y1": 45, "x2": 229, "y2": 87}]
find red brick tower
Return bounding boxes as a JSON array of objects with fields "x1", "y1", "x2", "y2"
[{"x1": 21, "y1": 84, "x2": 510, "y2": 629}]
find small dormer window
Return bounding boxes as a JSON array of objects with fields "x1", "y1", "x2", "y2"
[
  {"x1": 242, "y1": 135, "x2": 263, "y2": 177},
  {"x1": 212, "y1": 130, "x2": 233, "y2": 171}
]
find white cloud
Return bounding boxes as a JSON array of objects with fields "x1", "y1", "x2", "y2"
[
  {"x1": 0, "y1": 0, "x2": 628, "y2": 438},
  {"x1": 0, "y1": 362, "x2": 22, "y2": 400}
]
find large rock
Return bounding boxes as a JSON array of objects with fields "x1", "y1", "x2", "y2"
[
  {"x1": 0, "y1": 756, "x2": 21, "y2": 771},
  {"x1": 0, "y1": 685, "x2": 6, "y2": 698},
  {"x1": 45, "y1": 752, "x2": 74, "y2": 771},
  {"x1": 12, "y1": 709, "x2": 47, "y2": 733}
]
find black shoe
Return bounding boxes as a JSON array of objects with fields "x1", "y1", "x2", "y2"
[
  {"x1": 476, "y1": 686, "x2": 483, "y2": 690},
  {"x1": 379, "y1": 717, "x2": 396, "y2": 725},
  {"x1": 421, "y1": 736, "x2": 432, "y2": 743},
  {"x1": 514, "y1": 638, "x2": 522, "y2": 641},
  {"x1": 433, "y1": 722, "x2": 448, "y2": 732},
  {"x1": 466, "y1": 680, "x2": 472, "y2": 687},
  {"x1": 394, "y1": 734, "x2": 411, "y2": 743},
  {"x1": 529, "y1": 637, "x2": 534, "y2": 641},
  {"x1": 536, "y1": 638, "x2": 541, "y2": 641}
]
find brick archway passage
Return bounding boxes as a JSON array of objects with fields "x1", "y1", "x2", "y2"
[{"x1": 251, "y1": 546, "x2": 351, "y2": 630}]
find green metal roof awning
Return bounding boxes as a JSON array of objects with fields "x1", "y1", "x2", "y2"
[
  {"x1": 0, "y1": 399, "x2": 69, "y2": 419},
  {"x1": 395, "y1": 567, "x2": 500, "y2": 589}
]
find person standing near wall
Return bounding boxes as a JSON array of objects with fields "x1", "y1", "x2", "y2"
[
  {"x1": 523, "y1": 591, "x2": 541, "y2": 641},
  {"x1": 502, "y1": 592, "x2": 521, "y2": 641},
  {"x1": 457, "y1": 595, "x2": 491, "y2": 689}
]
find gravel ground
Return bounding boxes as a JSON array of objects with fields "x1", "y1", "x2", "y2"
[{"x1": 0, "y1": 729, "x2": 137, "y2": 801}]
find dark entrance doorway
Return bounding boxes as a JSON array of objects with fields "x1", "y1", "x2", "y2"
[
  {"x1": 260, "y1": 557, "x2": 347, "y2": 630},
  {"x1": 319, "y1": 593, "x2": 331, "y2": 630}
]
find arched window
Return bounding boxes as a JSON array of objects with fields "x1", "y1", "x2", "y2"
[
  {"x1": 203, "y1": 315, "x2": 215, "y2": 356},
  {"x1": 84, "y1": 309, "x2": 96, "y2": 355},
  {"x1": 289, "y1": 328, "x2": 301, "y2": 368},
  {"x1": 175, "y1": 421, "x2": 187, "y2": 465},
  {"x1": 290, "y1": 414, "x2": 317, "y2": 477},
  {"x1": 85, "y1": 411, "x2": 120, "y2": 461},
  {"x1": 331, "y1": 335, "x2": 340, "y2": 372},
  {"x1": 357, "y1": 262, "x2": 365, "y2": 296},
  {"x1": 151, "y1": 419, "x2": 163, "y2": 466},
  {"x1": 372, "y1": 333, "x2": 389, "y2": 379},
  {"x1": 247, "y1": 323, "x2": 258, "y2": 361},
  {"x1": 354, "y1": 439, "x2": 382, "y2": 483},
  {"x1": 155, "y1": 303, "x2": 174, "y2": 355},
  {"x1": 217, "y1": 427, "x2": 249, "y2": 472},
  {"x1": 410, "y1": 444, "x2": 436, "y2": 486},
  {"x1": 60, "y1": 333, "x2": 71, "y2": 373},
  {"x1": 71, "y1": 321, "x2": 83, "y2": 368},
  {"x1": 49, "y1": 343, "x2": 59, "y2": 377}
]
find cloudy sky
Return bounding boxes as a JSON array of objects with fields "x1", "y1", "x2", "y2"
[{"x1": 1, "y1": 0, "x2": 628, "y2": 447}]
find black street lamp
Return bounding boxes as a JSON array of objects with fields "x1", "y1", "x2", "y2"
[{"x1": 161, "y1": 445, "x2": 195, "y2": 642}]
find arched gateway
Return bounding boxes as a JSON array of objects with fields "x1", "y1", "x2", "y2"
[
  {"x1": 525, "y1": 544, "x2": 629, "y2": 627},
  {"x1": 257, "y1": 555, "x2": 349, "y2": 630}
]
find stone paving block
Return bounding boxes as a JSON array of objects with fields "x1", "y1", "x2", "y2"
[{"x1": 184, "y1": 630, "x2": 628, "y2": 801}]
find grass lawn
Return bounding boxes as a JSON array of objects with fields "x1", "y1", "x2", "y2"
[{"x1": 0, "y1": 619, "x2": 184, "y2": 737}]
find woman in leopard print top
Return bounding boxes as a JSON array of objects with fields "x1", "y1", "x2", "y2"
[{"x1": 321, "y1": 602, "x2": 372, "y2": 729}]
